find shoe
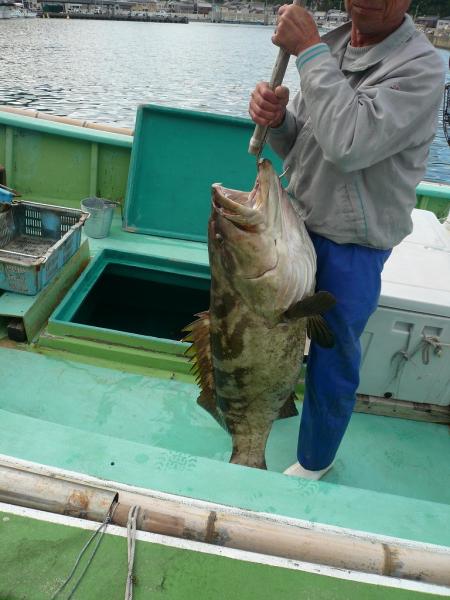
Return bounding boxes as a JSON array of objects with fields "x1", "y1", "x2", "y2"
[{"x1": 283, "y1": 461, "x2": 333, "y2": 480}]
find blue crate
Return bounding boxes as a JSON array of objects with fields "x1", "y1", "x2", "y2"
[{"x1": 0, "y1": 201, "x2": 88, "y2": 295}]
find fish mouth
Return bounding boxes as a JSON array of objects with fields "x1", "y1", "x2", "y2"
[
  {"x1": 212, "y1": 185, "x2": 260, "y2": 225},
  {"x1": 212, "y1": 159, "x2": 273, "y2": 227}
]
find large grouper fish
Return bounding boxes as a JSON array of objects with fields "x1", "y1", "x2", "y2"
[{"x1": 183, "y1": 159, "x2": 336, "y2": 469}]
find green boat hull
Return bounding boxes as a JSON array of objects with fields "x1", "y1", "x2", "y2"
[
  {"x1": 0, "y1": 107, "x2": 449, "y2": 598},
  {"x1": 0, "y1": 108, "x2": 449, "y2": 219},
  {"x1": 2, "y1": 508, "x2": 445, "y2": 600}
]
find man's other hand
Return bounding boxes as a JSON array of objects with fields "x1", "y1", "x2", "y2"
[{"x1": 249, "y1": 82, "x2": 290, "y2": 128}]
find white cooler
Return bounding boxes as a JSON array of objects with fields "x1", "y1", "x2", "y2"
[{"x1": 358, "y1": 209, "x2": 450, "y2": 406}]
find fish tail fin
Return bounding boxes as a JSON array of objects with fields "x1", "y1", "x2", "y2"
[
  {"x1": 230, "y1": 450, "x2": 267, "y2": 470},
  {"x1": 228, "y1": 423, "x2": 271, "y2": 470},
  {"x1": 183, "y1": 311, "x2": 227, "y2": 431}
]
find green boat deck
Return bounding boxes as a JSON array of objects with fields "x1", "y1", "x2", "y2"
[{"x1": 0, "y1": 219, "x2": 449, "y2": 552}]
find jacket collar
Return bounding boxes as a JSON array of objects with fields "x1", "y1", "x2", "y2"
[{"x1": 321, "y1": 14, "x2": 416, "y2": 72}]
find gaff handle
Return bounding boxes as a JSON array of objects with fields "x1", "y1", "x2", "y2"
[{"x1": 248, "y1": 0, "x2": 304, "y2": 156}]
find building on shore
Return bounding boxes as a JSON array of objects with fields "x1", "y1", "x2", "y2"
[
  {"x1": 415, "y1": 15, "x2": 439, "y2": 31},
  {"x1": 414, "y1": 15, "x2": 450, "y2": 50},
  {"x1": 313, "y1": 10, "x2": 326, "y2": 25},
  {"x1": 436, "y1": 17, "x2": 450, "y2": 34},
  {"x1": 41, "y1": 0, "x2": 133, "y2": 15},
  {"x1": 431, "y1": 16, "x2": 450, "y2": 50},
  {"x1": 39, "y1": 0, "x2": 172, "y2": 15},
  {"x1": 38, "y1": 0, "x2": 214, "y2": 17},
  {"x1": 167, "y1": 0, "x2": 211, "y2": 14}
]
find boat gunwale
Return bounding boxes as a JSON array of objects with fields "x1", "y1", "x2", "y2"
[
  {"x1": 1, "y1": 454, "x2": 450, "y2": 593},
  {"x1": 1, "y1": 501, "x2": 450, "y2": 598}
]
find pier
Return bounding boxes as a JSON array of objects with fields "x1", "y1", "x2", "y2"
[{"x1": 42, "y1": 11, "x2": 189, "y2": 22}]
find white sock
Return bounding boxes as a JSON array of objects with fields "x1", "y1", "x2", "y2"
[{"x1": 283, "y1": 461, "x2": 333, "y2": 480}]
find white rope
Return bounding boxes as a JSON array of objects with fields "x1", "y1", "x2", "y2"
[
  {"x1": 421, "y1": 335, "x2": 450, "y2": 364},
  {"x1": 125, "y1": 505, "x2": 140, "y2": 600}
]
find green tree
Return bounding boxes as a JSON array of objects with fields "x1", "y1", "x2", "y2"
[{"x1": 410, "y1": 1, "x2": 450, "y2": 17}]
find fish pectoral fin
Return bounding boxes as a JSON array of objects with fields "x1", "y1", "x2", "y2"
[
  {"x1": 284, "y1": 291, "x2": 336, "y2": 320},
  {"x1": 284, "y1": 291, "x2": 336, "y2": 348},
  {"x1": 307, "y1": 316, "x2": 335, "y2": 348},
  {"x1": 277, "y1": 392, "x2": 299, "y2": 419}
]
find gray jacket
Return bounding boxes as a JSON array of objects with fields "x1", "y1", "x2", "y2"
[{"x1": 268, "y1": 15, "x2": 445, "y2": 249}]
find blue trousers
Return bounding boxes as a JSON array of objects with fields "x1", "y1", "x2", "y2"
[{"x1": 298, "y1": 232, "x2": 391, "y2": 471}]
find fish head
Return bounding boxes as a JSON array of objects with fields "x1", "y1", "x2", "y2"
[
  {"x1": 210, "y1": 159, "x2": 282, "y2": 280},
  {"x1": 210, "y1": 159, "x2": 316, "y2": 319}
]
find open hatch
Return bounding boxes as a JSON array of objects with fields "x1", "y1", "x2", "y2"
[{"x1": 43, "y1": 249, "x2": 210, "y2": 373}]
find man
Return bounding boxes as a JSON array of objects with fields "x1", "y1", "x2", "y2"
[{"x1": 249, "y1": 1, "x2": 445, "y2": 480}]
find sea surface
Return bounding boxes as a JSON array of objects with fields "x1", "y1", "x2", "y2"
[{"x1": 0, "y1": 18, "x2": 449, "y2": 182}]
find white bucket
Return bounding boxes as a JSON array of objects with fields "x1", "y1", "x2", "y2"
[{"x1": 81, "y1": 197, "x2": 116, "y2": 239}]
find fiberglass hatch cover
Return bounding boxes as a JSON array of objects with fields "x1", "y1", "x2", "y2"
[{"x1": 122, "y1": 104, "x2": 283, "y2": 242}]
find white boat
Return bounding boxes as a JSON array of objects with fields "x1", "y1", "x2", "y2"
[
  {"x1": 320, "y1": 21, "x2": 339, "y2": 32},
  {"x1": 0, "y1": 2, "x2": 36, "y2": 18},
  {"x1": 319, "y1": 9, "x2": 348, "y2": 32}
]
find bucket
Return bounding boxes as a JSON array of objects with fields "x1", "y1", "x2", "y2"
[{"x1": 81, "y1": 197, "x2": 117, "y2": 239}]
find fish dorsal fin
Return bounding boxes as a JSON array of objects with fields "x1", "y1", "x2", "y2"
[
  {"x1": 182, "y1": 311, "x2": 227, "y2": 430},
  {"x1": 284, "y1": 291, "x2": 336, "y2": 348}
]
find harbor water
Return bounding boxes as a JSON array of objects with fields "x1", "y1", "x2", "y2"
[{"x1": 0, "y1": 19, "x2": 449, "y2": 183}]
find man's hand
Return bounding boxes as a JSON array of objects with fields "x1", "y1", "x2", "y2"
[
  {"x1": 249, "y1": 82, "x2": 290, "y2": 128},
  {"x1": 272, "y1": 5, "x2": 321, "y2": 56}
]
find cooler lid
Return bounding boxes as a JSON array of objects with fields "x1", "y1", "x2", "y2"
[
  {"x1": 122, "y1": 104, "x2": 282, "y2": 242},
  {"x1": 380, "y1": 209, "x2": 450, "y2": 318}
]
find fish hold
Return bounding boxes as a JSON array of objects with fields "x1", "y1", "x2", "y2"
[{"x1": 184, "y1": 159, "x2": 335, "y2": 469}]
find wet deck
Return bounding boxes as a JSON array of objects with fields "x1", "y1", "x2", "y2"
[{"x1": 0, "y1": 343, "x2": 449, "y2": 548}]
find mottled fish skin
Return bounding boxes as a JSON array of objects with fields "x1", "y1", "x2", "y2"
[
  {"x1": 199, "y1": 159, "x2": 317, "y2": 469},
  {"x1": 208, "y1": 287, "x2": 308, "y2": 469}
]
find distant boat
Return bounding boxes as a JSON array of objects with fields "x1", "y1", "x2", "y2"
[
  {"x1": 319, "y1": 19, "x2": 348, "y2": 32},
  {"x1": 0, "y1": 1, "x2": 36, "y2": 18},
  {"x1": 318, "y1": 9, "x2": 348, "y2": 32},
  {"x1": 320, "y1": 21, "x2": 339, "y2": 32}
]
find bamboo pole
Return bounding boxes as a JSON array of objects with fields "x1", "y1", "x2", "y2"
[
  {"x1": 0, "y1": 465, "x2": 116, "y2": 522},
  {"x1": 0, "y1": 106, "x2": 133, "y2": 137},
  {"x1": 0, "y1": 458, "x2": 449, "y2": 587}
]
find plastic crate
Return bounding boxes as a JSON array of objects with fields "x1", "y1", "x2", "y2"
[{"x1": 0, "y1": 201, "x2": 88, "y2": 295}]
